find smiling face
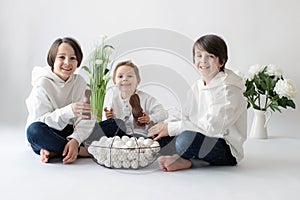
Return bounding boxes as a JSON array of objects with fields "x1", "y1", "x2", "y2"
[
  {"x1": 194, "y1": 45, "x2": 223, "y2": 85},
  {"x1": 114, "y1": 65, "x2": 140, "y2": 98},
  {"x1": 53, "y1": 43, "x2": 78, "y2": 81}
]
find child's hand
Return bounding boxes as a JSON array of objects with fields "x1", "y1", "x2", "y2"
[
  {"x1": 62, "y1": 139, "x2": 79, "y2": 164},
  {"x1": 138, "y1": 111, "x2": 150, "y2": 124},
  {"x1": 71, "y1": 102, "x2": 92, "y2": 119},
  {"x1": 104, "y1": 107, "x2": 115, "y2": 119},
  {"x1": 148, "y1": 123, "x2": 169, "y2": 140}
]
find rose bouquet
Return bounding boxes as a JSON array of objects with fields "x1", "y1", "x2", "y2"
[
  {"x1": 82, "y1": 35, "x2": 114, "y2": 121},
  {"x1": 243, "y1": 64, "x2": 296, "y2": 112}
]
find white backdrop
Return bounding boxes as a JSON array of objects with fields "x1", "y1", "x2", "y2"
[{"x1": 1, "y1": 0, "x2": 299, "y2": 137}]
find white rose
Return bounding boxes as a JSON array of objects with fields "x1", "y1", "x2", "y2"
[
  {"x1": 265, "y1": 64, "x2": 282, "y2": 79},
  {"x1": 248, "y1": 64, "x2": 265, "y2": 79},
  {"x1": 274, "y1": 79, "x2": 297, "y2": 98}
]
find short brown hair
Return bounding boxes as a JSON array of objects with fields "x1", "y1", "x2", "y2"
[
  {"x1": 47, "y1": 37, "x2": 83, "y2": 69},
  {"x1": 113, "y1": 60, "x2": 141, "y2": 83},
  {"x1": 192, "y1": 34, "x2": 228, "y2": 72}
]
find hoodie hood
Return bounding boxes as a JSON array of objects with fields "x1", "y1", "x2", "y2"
[
  {"x1": 222, "y1": 69, "x2": 246, "y2": 91},
  {"x1": 31, "y1": 66, "x2": 75, "y2": 87},
  {"x1": 200, "y1": 69, "x2": 245, "y2": 91}
]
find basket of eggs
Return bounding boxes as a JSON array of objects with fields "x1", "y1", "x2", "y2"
[{"x1": 86, "y1": 135, "x2": 160, "y2": 169}]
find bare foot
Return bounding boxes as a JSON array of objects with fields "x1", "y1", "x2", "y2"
[
  {"x1": 40, "y1": 149, "x2": 51, "y2": 163},
  {"x1": 78, "y1": 146, "x2": 91, "y2": 157},
  {"x1": 157, "y1": 154, "x2": 192, "y2": 172}
]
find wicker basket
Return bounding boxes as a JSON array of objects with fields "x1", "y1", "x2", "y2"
[{"x1": 86, "y1": 136, "x2": 160, "y2": 169}]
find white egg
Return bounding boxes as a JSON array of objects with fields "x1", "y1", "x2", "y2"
[
  {"x1": 121, "y1": 135, "x2": 130, "y2": 142},
  {"x1": 150, "y1": 142, "x2": 161, "y2": 153},
  {"x1": 143, "y1": 138, "x2": 153, "y2": 147},
  {"x1": 139, "y1": 155, "x2": 149, "y2": 167},
  {"x1": 118, "y1": 151, "x2": 126, "y2": 161},
  {"x1": 105, "y1": 138, "x2": 113, "y2": 147},
  {"x1": 99, "y1": 136, "x2": 108, "y2": 145},
  {"x1": 113, "y1": 136, "x2": 121, "y2": 141},
  {"x1": 122, "y1": 160, "x2": 131, "y2": 168},
  {"x1": 131, "y1": 160, "x2": 139, "y2": 169},
  {"x1": 112, "y1": 140, "x2": 124, "y2": 148},
  {"x1": 104, "y1": 160, "x2": 111, "y2": 168},
  {"x1": 112, "y1": 160, "x2": 122, "y2": 168},
  {"x1": 144, "y1": 149, "x2": 154, "y2": 161},
  {"x1": 125, "y1": 140, "x2": 136, "y2": 148},
  {"x1": 151, "y1": 141, "x2": 160, "y2": 147},
  {"x1": 127, "y1": 151, "x2": 138, "y2": 161}
]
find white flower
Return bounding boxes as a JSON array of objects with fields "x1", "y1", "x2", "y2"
[
  {"x1": 95, "y1": 59, "x2": 103, "y2": 65},
  {"x1": 248, "y1": 64, "x2": 265, "y2": 79},
  {"x1": 274, "y1": 79, "x2": 297, "y2": 98},
  {"x1": 105, "y1": 47, "x2": 113, "y2": 55},
  {"x1": 100, "y1": 35, "x2": 108, "y2": 40},
  {"x1": 265, "y1": 64, "x2": 282, "y2": 79},
  {"x1": 103, "y1": 75, "x2": 110, "y2": 81}
]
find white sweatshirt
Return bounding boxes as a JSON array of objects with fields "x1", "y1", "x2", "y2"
[
  {"x1": 168, "y1": 69, "x2": 247, "y2": 162},
  {"x1": 104, "y1": 88, "x2": 168, "y2": 136},
  {"x1": 25, "y1": 66, "x2": 96, "y2": 145}
]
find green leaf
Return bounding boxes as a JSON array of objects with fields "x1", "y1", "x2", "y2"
[
  {"x1": 82, "y1": 66, "x2": 91, "y2": 74},
  {"x1": 286, "y1": 99, "x2": 296, "y2": 109}
]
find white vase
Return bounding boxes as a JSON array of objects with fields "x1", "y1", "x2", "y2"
[{"x1": 249, "y1": 109, "x2": 272, "y2": 139}]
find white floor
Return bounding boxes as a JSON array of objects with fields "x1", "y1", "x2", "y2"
[{"x1": 1, "y1": 126, "x2": 300, "y2": 200}]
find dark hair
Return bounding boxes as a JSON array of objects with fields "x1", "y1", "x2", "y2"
[
  {"x1": 47, "y1": 37, "x2": 83, "y2": 69},
  {"x1": 192, "y1": 34, "x2": 228, "y2": 71},
  {"x1": 113, "y1": 60, "x2": 141, "y2": 84}
]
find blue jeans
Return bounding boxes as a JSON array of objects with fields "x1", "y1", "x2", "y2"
[
  {"x1": 84, "y1": 118, "x2": 127, "y2": 143},
  {"x1": 27, "y1": 122, "x2": 74, "y2": 155},
  {"x1": 175, "y1": 131, "x2": 237, "y2": 166}
]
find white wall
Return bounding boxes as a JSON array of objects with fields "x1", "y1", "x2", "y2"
[{"x1": 1, "y1": 0, "x2": 299, "y2": 137}]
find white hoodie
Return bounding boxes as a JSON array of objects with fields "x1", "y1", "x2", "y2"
[
  {"x1": 168, "y1": 69, "x2": 247, "y2": 162},
  {"x1": 104, "y1": 88, "x2": 168, "y2": 136},
  {"x1": 25, "y1": 66, "x2": 96, "y2": 145}
]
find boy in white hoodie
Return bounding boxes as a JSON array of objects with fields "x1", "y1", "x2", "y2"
[
  {"x1": 148, "y1": 34, "x2": 248, "y2": 171},
  {"x1": 26, "y1": 37, "x2": 95, "y2": 164}
]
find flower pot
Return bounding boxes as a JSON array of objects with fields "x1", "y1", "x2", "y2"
[{"x1": 249, "y1": 109, "x2": 272, "y2": 139}]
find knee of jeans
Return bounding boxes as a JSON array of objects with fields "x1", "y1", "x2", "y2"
[
  {"x1": 114, "y1": 118, "x2": 126, "y2": 132},
  {"x1": 175, "y1": 131, "x2": 196, "y2": 154},
  {"x1": 26, "y1": 122, "x2": 46, "y2": 142}
]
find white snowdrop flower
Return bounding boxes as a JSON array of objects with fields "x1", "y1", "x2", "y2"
[
  {"x1": 100, "y1": 34, "x2": 108, "y2": 40},
  {"x1": 105, "y1": 47, "x2": 113, "y2": 55},
  {"x1": 95, "y1": 59, "x2": 103, "y2": 65}
]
